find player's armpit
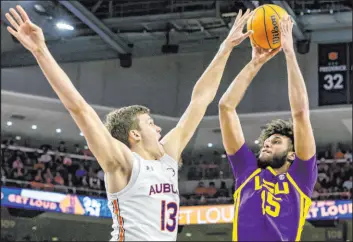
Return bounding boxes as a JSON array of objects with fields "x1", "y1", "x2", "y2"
[
  {"x1": 292, "y1": 110, "x2": 316, "y2": 161},
  {"x1": 70, "y1": 106, "x2": 134, "y2": 173},
  {"x1": 218, "y1": 106, "x2": 245, "y2": 154},
  {"x1": 161, "y1": 100, "x2": 207, "y2": 161}
]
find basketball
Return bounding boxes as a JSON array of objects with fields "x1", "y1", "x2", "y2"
[{"x1": 247, "y1": 4, "x2": 288, "y2": 49}]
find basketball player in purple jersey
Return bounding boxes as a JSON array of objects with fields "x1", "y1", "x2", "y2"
[{"x1": 219, "y1": 16, "x2": 318, "y2": 241}]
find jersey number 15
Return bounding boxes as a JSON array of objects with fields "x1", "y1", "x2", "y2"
[{"x1": 160, "y1": 200, "x2": 178, "y2": 232}]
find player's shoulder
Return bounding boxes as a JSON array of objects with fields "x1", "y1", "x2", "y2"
[{"x1": 227, "y1": 143, "x2": 257, "y2": 160}]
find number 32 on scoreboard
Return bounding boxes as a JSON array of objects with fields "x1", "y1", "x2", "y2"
[{"x1": 323, "y1": 73, "x2": 344, "y2": 90}]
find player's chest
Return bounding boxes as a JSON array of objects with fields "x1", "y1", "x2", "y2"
[
  {"x1": 241, "y1": 173, "x2": 295, "y2": 207},
  {"x1": 136, "y1": 161, "x2": 179, "y2": 198}
]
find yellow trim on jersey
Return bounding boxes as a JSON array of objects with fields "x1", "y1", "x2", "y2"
[
  {"x1": 266, "y1": 166, "x2": 277, "y2": 176},
  {"x1": 232, "y1": 168, "x2": 261, "y2": 241},
  {"x1": 286, "y1": 173, "x2": 312, "y2": 241}
]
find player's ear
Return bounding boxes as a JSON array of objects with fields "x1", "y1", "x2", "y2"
[
  {"x1": 287, "y1": 151, "x2": 295, "y2": 163},
  {"x1": 129, "y1": 129, "x2": 141, "y2": 142}
]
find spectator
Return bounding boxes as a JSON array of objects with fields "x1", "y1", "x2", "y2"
[
  {"x1": 63, "y1": 156, "x2": 72, "y2": 166},
  {"x1": 12, "y1": 156, "x2": 23, "y2": 169},
  {"x1": 34, "y1": 169, "x2": 44, "y2": 183},
  {"x1": 216, "y1": 181, "x2": 230, "y2": 198},
  {"x1": 89, "y1": 174, "x2": 101, "y2": 190},
  {"x1": 334, "y1": 149, "x2": 344, "y2": 159},
  {"x1": 38, "y1": 149, "x2": 52, "y2": 164},
  {"x1": 97, "y1": 169, "x2": 104, "y2": 181},
  {"x1": 66, "y1": 173, "x2": 74, "y2": 187},
  {"x1": 57, "y1": 141, "x2": 67, "y2": 153},
  {"x1": 343, "y1": 176, "x2": 352, "y2": 190},
  {"x1": 43, "y1": 169, "x2": 53, "y2": 184},
  {"x1": 205, "y1": 182, "x2": 217, "y2": 198},
  {"x1": 194, "y1": 181, "x2": 207, "y2": 196},
  {"x1": 11, "y1": 168, "x2": 24, "y2": 181},
  {"x1": 75, "y1": 164, "x2": 87, "y2": 178},
  {"x1": 74, "y1": 144, "x2": 82, "y2": 155},
  {"x1": 344, "y1": 150, "x2": 352, "y2": 161},
  {"x1": 54, "y1": 172, "x2": 64, "y2": 185}
]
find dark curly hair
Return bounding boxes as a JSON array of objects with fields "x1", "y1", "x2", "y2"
[{"x1": 257, "y1": 119, "x2": 295, "y2": 152}]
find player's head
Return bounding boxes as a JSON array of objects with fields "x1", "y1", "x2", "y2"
[
  {"x1": 257, "y1": 119, "x2": 295, "y2": 169},
  {"x1": 105, "y1": 105, "x2": 164, "y2": 158}
]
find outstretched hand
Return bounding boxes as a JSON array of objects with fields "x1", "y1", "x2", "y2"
[
  {"x1": 280, "y1": 15, "x2": 295, "y2": 55},
  {"x1": 5, "y1": 5, "x2": 46, "y2": 54},
  {"x1": 221, "y1": 9, "x2": 254, "y2": 50},
  {"x1": 251, "y1": 42, "x2": 281, "y2": 65}
]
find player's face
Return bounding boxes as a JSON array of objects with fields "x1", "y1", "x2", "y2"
[
  {"x1": 137, "y1": 113, "x2": 164, "y2": 158},
  {"x1": 258, "y1": 134, "x2": 293, "y2": 169}
]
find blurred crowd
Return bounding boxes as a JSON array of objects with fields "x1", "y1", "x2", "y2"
[{"x1": 1, "y1": 138, "x2": 352, "y2": 205}]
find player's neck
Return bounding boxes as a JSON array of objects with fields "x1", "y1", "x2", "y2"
[
  {"x1": 131, "y1": 145, "x2": 156, "y2": 160},
  {"x1": 273, "y1": 161, "x2": 291, "y2": 175}
]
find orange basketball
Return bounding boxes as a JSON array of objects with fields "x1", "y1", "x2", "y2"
[{"x1": 247, "y1": 4, "x2": 288, "y2": 49}]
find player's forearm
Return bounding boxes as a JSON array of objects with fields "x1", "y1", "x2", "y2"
[
  {"x1": 219, "y1": 61, "x2": 262, "y2": 109},
  {"x1": 285, "y1": 52, "x2": 310, "y2": 116},
  {"x1": 190, "y1": 44, "x2": 232, "y2": 104},
  {"x1": 32, "y1": 46, "x2": 88, "y2": 114}
]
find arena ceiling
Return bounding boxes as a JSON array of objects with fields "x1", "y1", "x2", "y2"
[
  {"x1": 1, "y1": 0, "x2": 352, "y2": 67},
  {"x1": 1, "y1": 90, "x2": 352, "y2": 153}
]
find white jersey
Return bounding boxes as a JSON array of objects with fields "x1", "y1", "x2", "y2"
[{"x1": 105, "y1": 153, "x2": 180, "y2": 241}]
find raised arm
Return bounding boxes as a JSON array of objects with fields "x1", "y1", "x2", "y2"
[
  {"x1": 280, "y1": 16, "x2": 315, "y2": 160},
  {"x1": 161, "y1": 9, "x2": 254, "y2": 161},
  {"x1": 218, "y1": 45, "x2": 281, "y2": 154},
  {"x1": 6, "y1": 6, "x2": 133, "y2": 173}
]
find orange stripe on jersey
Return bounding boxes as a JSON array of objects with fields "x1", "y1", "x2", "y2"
[{"x1": 113, "y1": 199, "x2": 125, "y2": 241}]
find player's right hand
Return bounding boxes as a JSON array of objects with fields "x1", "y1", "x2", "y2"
[
  {"x1": 5, "y1": 5, "x2": 46, "y2": 54},
  {"x1": 250, "y1": 42, "x2": 281, "y2": 66},
  {"x1": 221, "y1": 9, "x2": 254, "y2": 50}
]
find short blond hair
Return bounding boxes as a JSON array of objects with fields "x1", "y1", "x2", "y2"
[{"x1": 104, "y1": 105, "x2": 150, "y2": 147}]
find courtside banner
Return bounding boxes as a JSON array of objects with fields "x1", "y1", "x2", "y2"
[{"x1": 1, "y1": 187, "x2": 352, "y2": 224}]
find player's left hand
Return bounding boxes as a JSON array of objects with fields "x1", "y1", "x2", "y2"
[
  {"x1": 280, "y1": 15, "x2": 295, "y2": 55},
  {"x1": 221, "y1": 9, "x2": 254, "y2": 51},
  {"x1": 251, "y1": 42, "x2": 281, "y2": 66}
]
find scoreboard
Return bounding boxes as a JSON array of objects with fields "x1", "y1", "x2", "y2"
[{"x1": 318, "y1": 42, "x2": 352, "y2": 106}]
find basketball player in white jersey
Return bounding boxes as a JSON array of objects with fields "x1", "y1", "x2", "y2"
[{"x1": 6, "y1": 6, "x2": 254, "y2": 241}]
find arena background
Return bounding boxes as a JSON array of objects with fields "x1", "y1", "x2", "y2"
[{"x1": 1, "y1": 0, "x2": 352, "y2": 241}]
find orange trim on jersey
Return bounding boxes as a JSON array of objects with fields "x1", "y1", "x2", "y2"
[{"x1": 113, "y1": 199, "x2": 125, "y2": 241}]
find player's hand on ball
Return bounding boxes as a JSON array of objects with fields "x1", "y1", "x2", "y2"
[
  {"x1": 222, "y1": 9, "x2": 254, "y2": 50},
  {"x1": 5, "y1": 5, "x2": 46, "y2": 54},
  {"x1": 280, "y1": 15, "x2": 294, "y2": 55},
  {"x1": 251, "y1": 42, "x2": 281, "y2": 65}
]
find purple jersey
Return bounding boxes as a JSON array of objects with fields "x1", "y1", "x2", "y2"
[{"x1": 228, "y1": 143, "x2": 318, "y2": 241}]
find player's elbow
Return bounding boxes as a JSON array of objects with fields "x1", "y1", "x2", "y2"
[
  {"x1": 67, "y1": 99, "x2": 90, "y2": 115},
  {"x1": 292, "y1": 109, "x2": 310, "y2": 120},
  {"x1": 218, "y1": 99, "x2": 233, "y2": 112}
]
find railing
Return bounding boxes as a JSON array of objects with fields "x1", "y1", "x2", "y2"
[{"x1": 1, "y1": 144, "x2": 96, "y2": 161}]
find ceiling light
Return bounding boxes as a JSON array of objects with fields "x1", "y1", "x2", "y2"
[
  {"x1": 185, "y1": 233, "x2": 192, "y2": 237},
  {"x1": 207, "y1": 143, "x2": 213, "y2": 148},
  {"x1": 31, "y1": 125, "x2": 37, "y2": 130},
  {"x1": 254, "y1": 140, "x2": 259, "y2": 144},
  {"x1": 6, "y1": 121, "x2": 12, "y2": 126},
  {"x1": 56, "y1": 128, "x2": 62, "y2": 133},
  {"x1": 34, "y1": 4, "x2": 46, "y2": 13},
  {"x1": 56, "y1": 22, "x2": 74, "y2": 31},
  {"x1": 80, "y1": 132, "x2": 84, "y2": 136},
  {"x1": 221, "y1": 154, "x2": 226, "y2": 158},
  {"x1": 15, "y1": 136, "x2": 21, "y2": 140}
]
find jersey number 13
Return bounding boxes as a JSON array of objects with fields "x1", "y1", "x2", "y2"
[{"x1": 160, "y1": 200, "x2": 178, "y2": 232}]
